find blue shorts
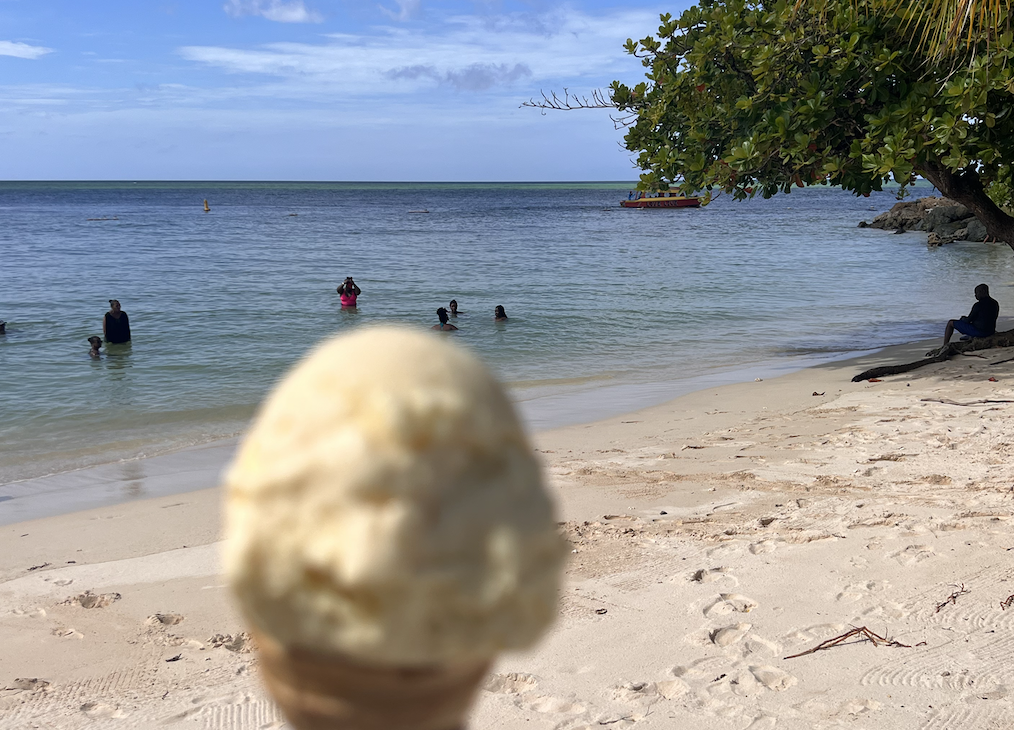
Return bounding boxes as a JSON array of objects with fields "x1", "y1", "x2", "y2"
[{"x1": 953, "y1": 320, "x2": 989, "y2": 338}]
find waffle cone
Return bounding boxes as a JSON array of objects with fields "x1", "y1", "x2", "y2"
[{"x1": 252, "y1": 629, "x2": 491, "y2": 730}]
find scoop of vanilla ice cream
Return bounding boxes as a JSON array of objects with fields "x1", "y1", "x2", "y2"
[{"x1": 225, "y1": 326, "x2": 565, "y2": 666}]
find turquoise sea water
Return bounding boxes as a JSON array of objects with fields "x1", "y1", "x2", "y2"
[{"x1": 2, "y1": 181, "x2": 1014, "y2": 485}]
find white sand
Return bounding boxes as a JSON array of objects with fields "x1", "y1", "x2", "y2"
[{"x1": 4, "y1": 339, "x2": 1014, "y2": 729}]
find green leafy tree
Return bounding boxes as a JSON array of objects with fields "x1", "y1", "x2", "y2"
[{"x1": 609, "y1": 0, "x2": 1014, "y2": 246}]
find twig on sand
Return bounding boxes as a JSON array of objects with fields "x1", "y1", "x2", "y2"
[
  {"x1": 920, "y1": 398, "x2": 1014, "y2": 407},
  {"x1": 935, "y1": 584, "x2": 970, "y2": 613},
  {"x1": 784, "y1": 626, "x2": 919, "y2": 659},
  {"x1": 959, "y1": 351, "x2": 988, "y2": 358},
  {"x1": 1001, "y1": 594, "x2": 1014, "y2": 610}
]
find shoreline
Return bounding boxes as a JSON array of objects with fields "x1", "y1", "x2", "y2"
[
  {"x1": 0, "y1": 344, "x2": 889, "y2": 527},
  {"x1": 4, "y1": 329, "x2": 1014, "y2": 727}
]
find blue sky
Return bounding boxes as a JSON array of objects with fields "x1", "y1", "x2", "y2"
[{"x1": 0, "y1": 0, "x2": 690, "y2": 180}]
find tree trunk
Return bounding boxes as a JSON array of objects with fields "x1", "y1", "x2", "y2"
[
  {"x1": 917, "y1": 160, "x2": 1014, "y2": 249},
  {"x1": 852, "y1": 328, "x2": 1014, "y2": 382}
]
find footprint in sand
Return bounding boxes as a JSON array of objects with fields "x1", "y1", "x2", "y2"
[
  {"x1": 841, "y1": 698, "x2": 882, "y2": 715},
  {"x1": 860, "y1": 601, "x2": 907, "y2": 620},
  {"x1": 743, "y1": 634, "x2": 781, "y2": 657},
  {"x1": 691, "y1": 567, "x2": 736, "y2": 584},
  {"x1": 145, "y1": 613, "x2": 184, "y2": 626},
  {"x1": 51, "y1": 627, "x2": 84, "y2": 640},
  {"x1": 728, "y1": 668, "x2": 766, "y2": 698},
  {"x1": 783, "y1": 623, "x2": 847, "y2": 646},
  {"x1": 612, "y1": 681, "x2": 658, "y2": 704},
  {"x1": 483, "y1": 672, "x2": 539, "y2": 695},
  {"x1": 749, "y1": 665, "x2": 797, "y2": 691},
  {"x1": 672, "y1": 656, "x2": 727, "y2": 681},
  {"x1": 973, "y1": 685, "x2": 1009, "y2": 701},
  {"x1": 711, "y1": 623, "x2": 752, "y2": 647},
  {"x1": 591, "y1": 712, "x2": 647, "y2": 727},
  {"x1": 523, "y1": 695, "x2": 586, "y2": 715},
  {"x1": 706, "y1": 543, "x2": 745, "y2": 560},
  {"x1": 63, "y1": 591, "x2": 121, "y2": 609},
  {"x1": 656, "y1": 678, "x2": 690, "y2": 699},
  {"x1": 749, "y1": 540, "x2": 778, "y2": 555},
  {"x1": 704, "y1": 593, "x2": 758, "y2": 617},
  {"x1": 744, "y1": 715, "x2": 778, "y2": 729},
  {"x1": 208, "y1": 632, "x2": 254, "y2": 652},
  {"x1": 80, "y1": 701, "x2": 126, "y2": 719},
  {"x1": 891, "y1": 544, "x2": 936, "y2": 566},
  {"x1": 836, "y1": 580, "x2": 890, "y2": 603},
  {"x1": 9, "y1": 678, "x2": 50, "y2": 692},
  {"x1": 12, "y1": 607, "x2": 46, "y2": 618}
]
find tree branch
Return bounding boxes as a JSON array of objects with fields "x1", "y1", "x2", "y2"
[
  {"x1": 521, "y1": 88, "x2": 617, "y2": 111},
  {"x1": 521, "y1": 88, "x2": 636, "y2": 130},
  {"x1": 917, "y1": 159, "x2": 1014, "y2": 247}
]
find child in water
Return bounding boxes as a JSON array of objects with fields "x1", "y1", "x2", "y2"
[{"x1": 88, "y1": 336, "x2": 103, "y2": 359}]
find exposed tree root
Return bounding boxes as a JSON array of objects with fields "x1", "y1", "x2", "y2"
[{"x1": 853, "y1": 329, "x2": 1014, "y2": 382}]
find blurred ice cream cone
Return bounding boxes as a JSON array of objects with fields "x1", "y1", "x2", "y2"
[
  {"x1": 226, "y1": 328, "x2": 566, "y2": 730},
  {"x1": 253, "y1": 629, "x2": 489, "y2": 730}
]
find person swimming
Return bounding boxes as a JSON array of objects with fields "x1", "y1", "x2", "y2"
[
  {"x1": 494, "y1": 305, "x2": 508, "y2": 321},
  {"x1": 337, "y1": 277, "x2": 361, "y2": 307},
  {"x1": 449, "y1": 299, "x2": 463, "y2": 317},
  {"x1": 432, "y1": 307, "x2": 458, "y2": 331},
  {"x1": 88, "y1": 336, "x2": 103, "y2": 359}
]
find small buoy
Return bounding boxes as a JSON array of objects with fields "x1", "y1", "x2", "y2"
[{"x1": 203, "y1": 199, "x2": 210, "y2": 212}]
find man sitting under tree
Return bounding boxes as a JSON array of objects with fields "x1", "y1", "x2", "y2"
[{"x1": 932, "y1": 284, "x2": 999, "y2": 355}]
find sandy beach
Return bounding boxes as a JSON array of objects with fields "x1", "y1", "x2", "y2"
[{"x1": 4, "y1": 338, "x2": 1014, "y2": 729}]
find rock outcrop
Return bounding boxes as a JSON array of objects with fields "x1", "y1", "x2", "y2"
[{"x1": 859, "y1": 196, "x2": 989, "y2": 245}]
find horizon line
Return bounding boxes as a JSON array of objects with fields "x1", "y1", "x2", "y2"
[{"x1": 0, "y1": 179, "x2": 644, "y2": 184}]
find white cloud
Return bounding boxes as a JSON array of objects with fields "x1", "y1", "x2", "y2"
[
  {"x1": 387, "y1": 62, "x2": 531, "y2": 91},
  {"x1": 223, "y1": 0, "x2": 323, "y2": 24},
  {"x1": 379, "y1": 0, "x2": 420, "y2": 22},
  {"x1": 0, "y1": 40, "x2": 53, "y2": 60},
  {"x1": 179, "y1": 8, "x2": 659, "y2": 95}
]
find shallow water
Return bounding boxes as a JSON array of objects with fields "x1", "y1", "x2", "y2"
[{"x1": 2, "y1": 181, "x2": 1013, "y2": 483}]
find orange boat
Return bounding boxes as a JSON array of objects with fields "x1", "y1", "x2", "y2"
[{"x1": 621, "y1": 191, "x2": 701, "y2": 208}]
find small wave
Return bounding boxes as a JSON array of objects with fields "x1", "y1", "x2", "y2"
[{"x1": 507, "y1": 372, "x2": 619, "y2": 390}]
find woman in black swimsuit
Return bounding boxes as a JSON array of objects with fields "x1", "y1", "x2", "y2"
[{"x1": 103, "y1": 299, "x2": 131, "y2": 344}]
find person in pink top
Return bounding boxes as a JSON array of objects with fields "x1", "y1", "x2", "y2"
[{"x1": 336, "y1": 277, "x2": 361, "y2": 307}]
